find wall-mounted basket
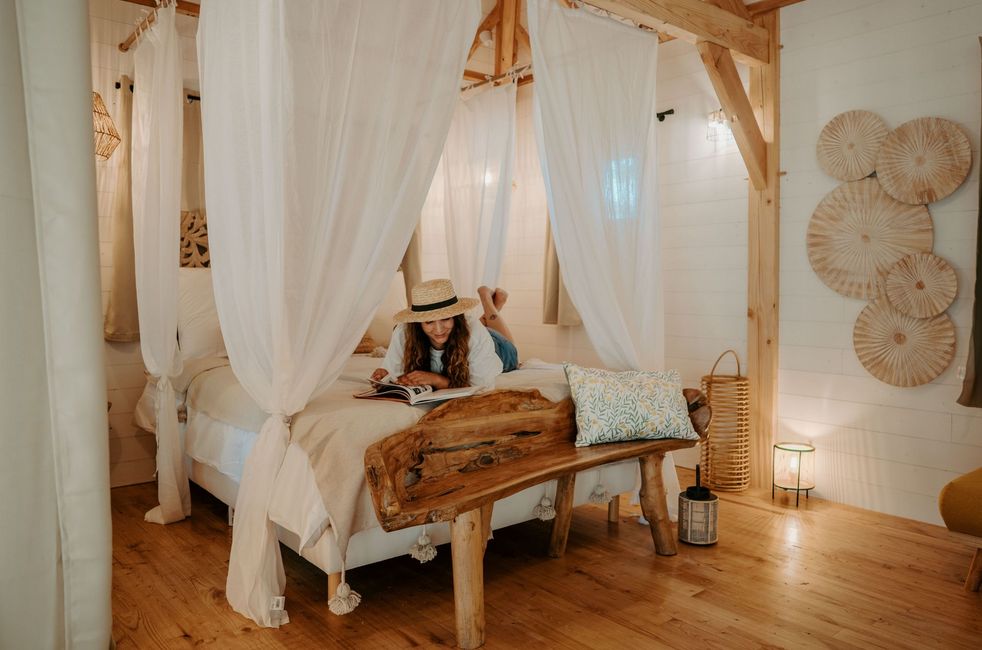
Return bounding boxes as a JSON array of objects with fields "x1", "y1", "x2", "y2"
[{"x1": 700, "y1": 350, "x2": 751, "y2": 492}]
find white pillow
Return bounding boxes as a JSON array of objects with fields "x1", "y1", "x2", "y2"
[{"x1": 178, "y1": 267, "x2": 227, "y2": 361}]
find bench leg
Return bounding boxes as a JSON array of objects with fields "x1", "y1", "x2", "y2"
[
  {"x1": 451, "y1": 508, "x2": 485, "y2": 649},
  {"x1": 548, "y1": 473, "x2": 576, "y2": 558},
  {"x1": 638, "y1": 453, "x2": 677, "y2": 556},
  {"x1": 966, "y1": 548, "x2": 982, "y2": 592},
  {"x1": 608, "y1": 494, "x2": 620, "y2": 523}
]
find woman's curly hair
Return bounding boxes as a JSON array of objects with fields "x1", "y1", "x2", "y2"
[{"x1": 403, "y1": 315, "x2": 471, "y2": 388}]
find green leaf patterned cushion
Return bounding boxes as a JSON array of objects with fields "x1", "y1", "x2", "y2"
[{"x1": 563, "y1": 363, "x2": 699, "y2": 447}]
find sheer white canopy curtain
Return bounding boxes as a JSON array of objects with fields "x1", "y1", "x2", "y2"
[
  {"x1": 130, "y1": 3, "x2": 188, "y2": 525},
  {"x1": 1, "y1": 0, "x2": 112, "y2": 646},
  {"x1": 527, "y1": 0, "x2": 681, "y2": 510},
  {"x1": 197, "y1": 0, "x2": 479, "y2": 627},
  {"x1": 444, "y1": 82, "x2": 517, "y2": 292}
]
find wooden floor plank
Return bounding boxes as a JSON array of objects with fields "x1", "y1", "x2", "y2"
[{"x1": 111, "y1": 470, "x2": 981, "y2": 648}]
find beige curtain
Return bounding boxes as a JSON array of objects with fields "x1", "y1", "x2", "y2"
[
  {"x1": 400, "y1": 220, "x2": 422, "y2": 306},
  {"x1": 2, "y1": 0, "x2": 112, "y2": 645},
  {"x1": 543, "y1": 219, "x2": 581, "y2": 326},
  {"x1": 103, "y1": 75, "x2": 139, "y2": 341},
  {"x1": 182, "y1": 97, "x2": 205, "y2": 211}
]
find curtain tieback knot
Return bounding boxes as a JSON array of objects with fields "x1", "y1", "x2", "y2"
[{"x1": 271, "y1": 412, "x2": 293, "y2": 426}]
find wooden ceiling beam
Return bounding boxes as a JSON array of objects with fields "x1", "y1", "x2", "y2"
[
  {"x1": 706, "y1": 0, "x2": 751, "y2": 20},
  {"x1": 697, "y1": 40, "x2": 767, "y2": 189},
  {"x1": 745, "y1": 0, "x2": 804, "y2": 16},
  {"x1": 586, "y1": 0, "x2": 770, "y2": 65},
  {"x1": 468, "y1": 5, "x2": 502, "y2": 61},
  {"x1": 120, "y1": 0, "x2": 199, "y2": 18}
]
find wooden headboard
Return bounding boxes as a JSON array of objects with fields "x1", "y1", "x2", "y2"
[{"x1": 180, "y1": 210, "x2": 209, "y2": 267}]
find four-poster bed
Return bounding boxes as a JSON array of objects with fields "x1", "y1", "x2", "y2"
[{"x1": 120, "y1": 0, "x2": 792, "y2": 647}]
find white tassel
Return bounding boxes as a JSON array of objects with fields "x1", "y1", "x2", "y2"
[
  {"x1": 328, "y1": 581, "x2": 361, "y2": 615},
  {"x1": 371, "y1": 346, "x2": 387, "y2": 358},
  {"x1": 589, "y1": 483, "x2": 609, "y2": 504},
  {"x1": 533, "y1": 496, "x2": 556, "y2": 521},
  {"x1": 410, "y1": 532, "x2": 437, "y2": 563}
]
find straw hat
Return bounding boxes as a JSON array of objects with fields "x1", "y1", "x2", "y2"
[{"x1": 394, "y1": 279, "x2": 479, "y2": 323}]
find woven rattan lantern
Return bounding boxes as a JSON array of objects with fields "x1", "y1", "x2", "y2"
[
  {"x1": 92, "y1": 91, "x2": 121, "y2": 161},
  {"x1": 699, "y1": 350, "x2": 750, "y2": 491}
]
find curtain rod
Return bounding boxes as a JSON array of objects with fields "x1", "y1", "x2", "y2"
[
  {"x1": 115, "y1": 80, "x2": 199, "y2": 103},
  {"x1": 118, "y1": 0, "x2": 193, "y2": 53},
  {"x1": 461, "y1": 64, "x2": 533, "y2": 93}
]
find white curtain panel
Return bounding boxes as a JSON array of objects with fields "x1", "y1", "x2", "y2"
[
  {"x1": 444, "y1": 82, "x2": 517, "y2": 292},
  {"x1": 528, "y1": 0, "x2": 680, "y2": 512},
  {"x1": 132, "y1": 4, "x2": 188, "y2": 525},
  {"x1": 197, "y1": 0, "x2": 479, "y2": 627},
  {"x1": 1, "y1": 0, "x2": 112, "y2": 646}
]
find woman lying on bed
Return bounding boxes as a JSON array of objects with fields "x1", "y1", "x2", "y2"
[{"x1": 370, "y1": 278, "x2": 518, "y2": 389}]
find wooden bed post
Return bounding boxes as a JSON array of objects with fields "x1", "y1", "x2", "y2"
[
  {"x1": 607, "y1": 494, "x2": 620, "y2": 523},
  {"x1": 451, "y1": 508, "x2": 486, "y2": 650}
]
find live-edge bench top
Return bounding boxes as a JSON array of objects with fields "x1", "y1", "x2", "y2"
[{"x1": 364, "y1": 388, "x2": 710, "y2": 532}]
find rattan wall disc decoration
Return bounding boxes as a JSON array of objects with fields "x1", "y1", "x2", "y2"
[
  {"x1": 885, "y1": 252, "x2": 957, "y2": 318},
  {"x1": 853, "y1": 299, "x2": 955, "y2": 387},
  {"x1": 816, "y1": 110, "x2": 889, "y2": 181},
  {"x1": 807, "y1": 178, "x2": 933, "y2": 299},
  {"x1": 876, "y1": 117, "x2": 971, "y2": 205}
]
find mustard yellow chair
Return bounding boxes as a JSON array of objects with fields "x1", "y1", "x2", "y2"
[{"x1": 939, "y1": 467, "x2": 982, "y2": 592}]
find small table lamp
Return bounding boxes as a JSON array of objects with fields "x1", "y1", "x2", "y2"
[{"x1": 772, "y1": 442, "x2": 815, "y2": 506}]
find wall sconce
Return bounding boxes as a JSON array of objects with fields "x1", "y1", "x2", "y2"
[
  {"x1": 772, "y1": 442, "x2": 815, "y2": 506},
  {"x1": 92, "y1": 92, "x2": 121, "y2": 161},
  {"x1": 707, "y1": 108, "x2": 734, "y2": 143}
]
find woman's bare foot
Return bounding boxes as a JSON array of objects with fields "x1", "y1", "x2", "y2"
[
  {"x1": 478, "y1": 286, "x2": 500, "y2": 323},
  {"x1": 492, "y1": 288, "x2": 508, "y2": 311}
]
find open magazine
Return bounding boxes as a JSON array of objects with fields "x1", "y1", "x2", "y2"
[{"x1": 354, "y1": 376, "x2": 481, "y2": 405}]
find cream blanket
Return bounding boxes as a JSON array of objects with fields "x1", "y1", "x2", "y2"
[{"x1": 185, "y1": 356, "x2": 572, "y2": 559}]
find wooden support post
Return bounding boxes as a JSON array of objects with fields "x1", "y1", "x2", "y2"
[
  {"x1": 547, "y1": 473, "x2": 576, "y2": 558},
  {"x1": 607, "y1": 494, "x2": 620, "y2": 523},
  {"x1": 747, "y1": 10, "x2": 780, "y2": 488},
  {"x1": 327, "y1": 572, "x2": 341, "y2": 600},
  {"x1": 966, "y1": 548, "x2": 982, "y2": 592},
  {"x1": 638, "y1": 454, "x2": 677, "y2": 556},
  {"x1": 495, "y1": 0, "x2": 518, "y2": 75},
  {"x1": 697, "y1": 40, "x2": 768, "y2": 190},
  {"x1": 451, "y1": 509, "x2": 485, "y2": 650}
]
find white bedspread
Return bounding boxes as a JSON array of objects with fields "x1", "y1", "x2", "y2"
[{"x1": 184, "y1": 356, "x2": 575, "y2": 558}]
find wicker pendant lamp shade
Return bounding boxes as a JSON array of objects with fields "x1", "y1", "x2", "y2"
[
  {"x1": 876, "y1": 117, "x2": 971, "y2": 205},
  {"x1": 885, "y1": 252, "x2": 957, "y2": 319},
  {"x1": 807, "y1": 178, "x2": 933, "y2": 299},
  {"x1": 92, "y1": 91, "x2": 121, "y2": 161},
  {"x1": 853, "y1": 299, "x2": 955, "y2": 387},
  {"x1": 816, "y1": 110, "x2": 889, "y2": 181}
]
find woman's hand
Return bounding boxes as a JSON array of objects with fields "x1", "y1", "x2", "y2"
[
  {"x1": 370, "y1": 368, "x2": 388, "y2": 382},
  {"x1": 396, "y1": 370, "x2": 450, "y2": 389}
]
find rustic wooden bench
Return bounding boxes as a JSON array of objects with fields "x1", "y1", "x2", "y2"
[{"x1": 364, "y1": 388, "x2": 711, "y2": 649}]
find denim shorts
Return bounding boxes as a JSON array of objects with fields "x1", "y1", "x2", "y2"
[{"x1": 488, "y1": 328, "x2": 519, "y2": 372}]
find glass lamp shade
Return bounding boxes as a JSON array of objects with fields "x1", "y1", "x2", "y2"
[
  {"x1": 773, "y1": 442, "x2": 816, "y2": 491},
  {"x1": 92, "y1": 91, "x2": 121, "y2": 161}
]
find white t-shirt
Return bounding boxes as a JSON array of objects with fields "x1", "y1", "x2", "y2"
[{"x1": 380, "y1": 315, "x2": 503, "y2": 389}]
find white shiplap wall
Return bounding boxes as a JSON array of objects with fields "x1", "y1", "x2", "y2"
[
  {"x1": 777, "y1": 0, "x2": 982, "y2": 525},
  {"x1": 89, "y1": 0, "x2": 199, "y2": 487}
]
